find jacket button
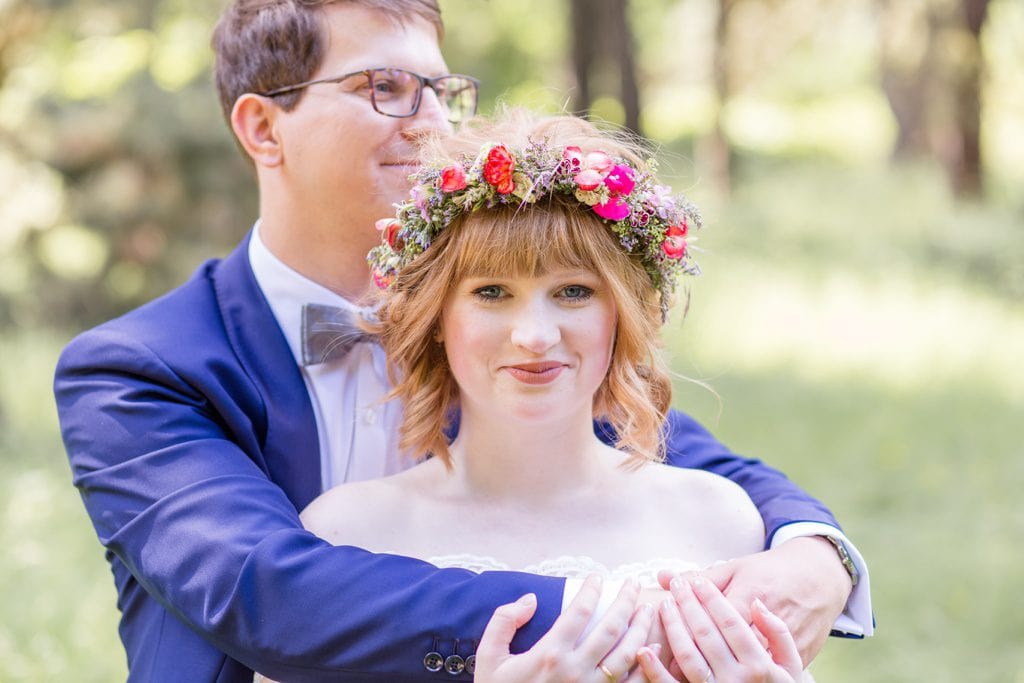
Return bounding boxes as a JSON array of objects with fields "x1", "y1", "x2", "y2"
[
  {"x1": 423, "y1": 651, "x2": 444, "y2": 672},
  {"x1": 444, "y1": 654, "x2": 465, "y2": 675},
  {"x1": 464, "y1": 654, "x2": 476, "y2": 675}
]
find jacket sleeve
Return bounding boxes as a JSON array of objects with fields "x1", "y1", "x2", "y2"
[
  {"x1": 55, "y1": 329, "x2": 563, "y2": 681},
  {"x1": 598, "y1": 409, "x2": 840, "y2": 545}
]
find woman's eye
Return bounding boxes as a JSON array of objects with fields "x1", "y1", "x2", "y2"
[
  {"x1": 559, "y1": 285, "x2": 594, "y2": 300},
  {"x1": 472, "y1": 285, "x2": 505, "y2": 300}
]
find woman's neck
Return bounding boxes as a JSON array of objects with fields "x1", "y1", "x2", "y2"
[{"x1": 444, "y1": 402, "x2": 619, "y2": 503}]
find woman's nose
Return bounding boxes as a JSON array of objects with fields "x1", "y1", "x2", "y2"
[{"x1": 509, "y1": 304, "x2": 561, "y2": 354}]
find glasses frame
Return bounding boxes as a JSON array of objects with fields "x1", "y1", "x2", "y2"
[{"x1": 260, "y1": 67, "x2": 480, "y2": 122}]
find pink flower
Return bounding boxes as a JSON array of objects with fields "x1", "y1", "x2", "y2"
[
  {"x1": 574, "y1": 168, "x2": 605, "y2": 191},
  {"x1": 375, "y1": 218, "x2": 403, "y2": 250},
  {"x1": 483, "y1": 144, "x2": 516, "y2": 194},
  {"x1": 593, "y1": 196, "x2": 630, "y2": 221},
  {"x1": 585, "y1": 151, "x2": 613, "y2": 173},
  {"x1": 603, "y1": 164, "x2": 636, "y2": 195},
  {"x1": 662, "y1": 224, "x2": 687, "y2": 259},
  {"x1": 410, "y1": 185, "x2": 429, "y2": 220},
  {"x1": 372, "y1": 268, "x2": 394, "y2": 289},
  {"x1": 562, "y1": 146, "x2": 584, "y2": 169},
  {"x1": 439, "y1": 165, "x2": 467, "y2": 192}
]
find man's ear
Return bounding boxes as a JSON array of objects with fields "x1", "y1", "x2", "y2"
[{"x1": 231, "y1": 93, "x2": 284, "y2": 168}]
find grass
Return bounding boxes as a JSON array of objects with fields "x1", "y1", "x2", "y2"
[
  {"x1": 1, "y1": 160, "x2": 1021, "y2": 681},
  {"x1": 0, "y1": 329, "x2": 126, "y2": 681}
]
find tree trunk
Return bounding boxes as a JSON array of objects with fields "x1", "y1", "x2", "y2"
[
  {"x1": 702, "y1": 0, "x2": 734, "y2": 197},
  {"x1": 569, "y1": 0, "x2": 642, "y2": 137},
  {"x1": 877, "y1": 0, "x2": 935, "y2": 159},
  {"x1": 610, "y1": 0, "x2": 641, "y2": 135},
  {"x1": 569, "y1": 0, "x2": 594, "y2": 117},
  {"x1": 949, "y1": 0, "x2": 990, "y2": 197}
]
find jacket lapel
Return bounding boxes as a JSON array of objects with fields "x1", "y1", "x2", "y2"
[{"x1": 212, "y1": 233, "x2": 322, "y2": 509}]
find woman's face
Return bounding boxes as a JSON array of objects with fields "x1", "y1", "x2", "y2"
[{"x1": 437, "y1": 267, "x2": 618, "y2": 424}]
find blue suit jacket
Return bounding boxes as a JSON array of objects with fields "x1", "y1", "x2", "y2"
[{"x1": 54, "y1": 235, "x2": 838, "y2": 682}]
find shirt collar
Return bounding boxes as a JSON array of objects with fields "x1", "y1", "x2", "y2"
[{"x1": 248, "y1": 221, "x2": 361, "y2": 366}]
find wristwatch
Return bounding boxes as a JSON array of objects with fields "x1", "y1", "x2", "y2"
[{"x1": 823, "y1": 535, "x2": 859, "y2": 586}]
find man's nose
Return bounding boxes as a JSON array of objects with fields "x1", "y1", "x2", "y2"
[
  {"x1": 403, "y1": 87, "x2": 453, "y2": 138},
  {"x1": 510, "y1": 304, "x2": 561, "y2": 354}
]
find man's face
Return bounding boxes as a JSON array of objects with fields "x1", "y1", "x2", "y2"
[{"x1": 274, "y1": 4, "x2": 453, "y2": 245}]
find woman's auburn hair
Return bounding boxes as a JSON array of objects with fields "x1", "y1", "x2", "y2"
[{"x1": 370, "y1": 111, "x2": 675, "y2": 468}]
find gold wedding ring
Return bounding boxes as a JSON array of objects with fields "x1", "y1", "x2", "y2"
[{"x1": 599, "y1": 663, "x2": 616, "y2": 681}]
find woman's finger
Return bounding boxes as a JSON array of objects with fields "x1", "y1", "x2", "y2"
[
  {"x1": 671, "y1": 578, "x2": 736, "y2": 674},
  {"x1": 689, "y1": 576, "x2": 771, "y2": 665},
  {"x1": 597, "y1": 601, "x2": 654, "y2": 681},
  {"x1": 751, "y1": 598, "x2": 804, "y2": 679},
  {"x1": 578, "y1": 578, "x2": 640, "y2": 662},
  {"x1": 543, "y1": 574, "x2": 603, "y2": 648},
  {"x1": 658, "y1": 597, "x2": 711, "y2": 683},
  {"x1": 475, "y1": 593, "x2": 538, "y2": 670},
  {"x1": 635, "y1": 645, "x2": 679, "y2": 683}
]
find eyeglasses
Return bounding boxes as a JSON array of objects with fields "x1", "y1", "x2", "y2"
[{"x1": 261, "y1": 67, "x2": 480, "y2": 124}]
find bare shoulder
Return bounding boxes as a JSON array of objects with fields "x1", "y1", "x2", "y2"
[
  {"x1": 300, "y1": 476, "x2": 404, "y2": 548},
  {"x1": 638, "y1": 463, "x2": 766, "y2": 557}
]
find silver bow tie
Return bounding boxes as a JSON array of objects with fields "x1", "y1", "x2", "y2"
[{"x1": 300, "y1": 303, "x2": 378, "y2": 366}]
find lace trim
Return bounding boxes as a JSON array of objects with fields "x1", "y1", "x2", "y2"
[{"x1": 427, "y1": 554, "x2": 707, "y2": 587}]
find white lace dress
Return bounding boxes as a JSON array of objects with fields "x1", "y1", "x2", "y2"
[
  {"x1": 427, "y1": 553, "x2": 705, "y2": 586},
  {"x1": 255, "y1": 555, "x2": 815, "y2": 681}
]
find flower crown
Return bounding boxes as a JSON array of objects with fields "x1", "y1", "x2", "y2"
[{"x1": 368, "y1": 139, "x2": 702, "y2": 315}]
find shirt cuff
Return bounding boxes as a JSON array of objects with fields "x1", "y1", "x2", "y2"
[
  {"x1": 561, "y1": 578, "x2": 627, "y2": 645},
  {"x1": 770, "y1": 521, "x2": 874, "y2": 637}
]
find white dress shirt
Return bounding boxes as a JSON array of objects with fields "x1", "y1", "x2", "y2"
[
  {"x1": 248, "y1": 224, "x2": 872, "y2": 638},
  {"x1": 249, "y1": 225, "x2": 407, "y2": 489}
]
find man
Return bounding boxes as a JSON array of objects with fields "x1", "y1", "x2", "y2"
[{"x1": 54, "y1": 0, "x2": 871, "y2": 680}]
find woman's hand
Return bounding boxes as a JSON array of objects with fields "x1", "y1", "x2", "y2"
[
  {"x1": 637, "y1": 577, "x2": 804, "y2": 683},
  {"x1": 474, "y1": 575, "x2": 656, "y2": 682},
  {"x1": 658, "y1": 538, "x2": 851, "y2": 665}
]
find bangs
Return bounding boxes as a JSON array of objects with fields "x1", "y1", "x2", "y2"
[{"x1": 449, "y1": 200, "x2": 620, "y2": 280}]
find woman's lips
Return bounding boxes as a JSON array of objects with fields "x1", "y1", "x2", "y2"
[{"x1": 503, "y1": 361, "x2": 566, "y2": 385}]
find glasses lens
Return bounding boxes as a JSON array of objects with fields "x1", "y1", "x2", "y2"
[
  {"x1": 433, "y1": 76, "x2": 478, "y2": 123},
  {"x1": 367, "y1": 69, "x2": 422, "y2": 117}
]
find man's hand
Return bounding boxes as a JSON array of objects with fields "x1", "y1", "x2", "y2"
[
  {"x1": 659, "y1": 536, "x2": 851, "y2": 666},
  {"x1": 475, "y1": 576, "x2": 656, "y2": 682}
]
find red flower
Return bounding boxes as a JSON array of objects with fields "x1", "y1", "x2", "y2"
[
  {"x1": 375, "y1": 218, "x2": 403, "y2": 250},
  {"x1": 439, "y1": 165, "x2": 467, "y2": 192},
  {"x1": 483, "y1": 145, "x2": 516, "y2": 194},
  {"x1": 662, "y1": 224, "x2": 687, "y2": 259}
]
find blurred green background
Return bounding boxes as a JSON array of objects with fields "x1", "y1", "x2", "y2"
[{"x1": 1, "y1": 0, "x2": 1021, "y2": 680}]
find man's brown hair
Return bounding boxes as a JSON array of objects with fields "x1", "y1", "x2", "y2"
[{"x1": 211, "y1": 0, "x2": 443, "y2": 124}]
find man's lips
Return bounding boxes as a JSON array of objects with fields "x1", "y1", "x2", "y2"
[
  {"x1": 381, "y1": 158, "x2": 418, "y2": 169},
  {"x1": 502, "y1": 361, "x2": 567, "y2": 385}
]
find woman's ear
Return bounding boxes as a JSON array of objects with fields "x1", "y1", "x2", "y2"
[
  {"x1": 433, "y1": 321, "x2": 445, "y2": 344},
  {"x1": 230, "y1": 94, "x2": 284, "y2": 168}
]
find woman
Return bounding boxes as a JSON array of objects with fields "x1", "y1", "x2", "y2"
[{"x1": 300, "y1": 111, "x2": 807, "y2": 682}]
